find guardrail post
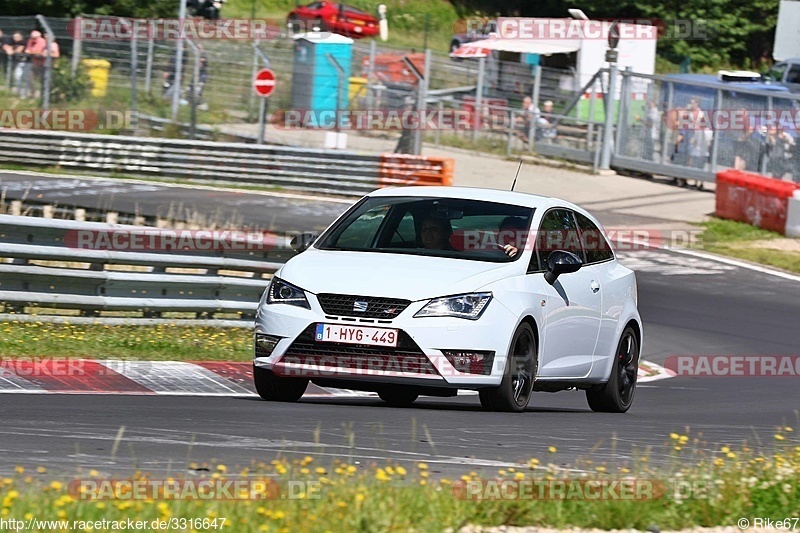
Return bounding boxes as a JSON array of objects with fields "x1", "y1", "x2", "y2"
[
  {"x1": 415, "y1": 49, "x2": 431, "y2": 155},
  {"x1": 71, "y1": 19, "x2": 82, "y2": 77},
  {"x1": 366, "y1": 40, "x2": 376, "y2": 111},
  {"x1": 661, "y1": 81, "x2": 673, "y2": 164},
  {"x1": 614, "y1": 67, "x2": 632, "y2": 159},
  {"x1": 36, "y1": 15, "x2": 54, "y2": 110},
  {"x1": 435, "y1": 100, "x2": 443, "y2": 146},
  {"x1": 170, "y1": 0, "x2": 188, "y2": 121},
  {"x1": 709, "y1": 88, "x2": 722, "y2": 173},
  {"x1": 529, "y1": 65, "x2": 541, "y2": 152},
  {"x1": 128, "y1": 20, "x2": 138, "y2": 125},
  {"x1": 600, "y1": 58, "x2": 619, "y2": 170},
  {"x1": 761, "y1": 95, "x2": 773, "y2": 174},
  {"x1": 473, "y1": 56, "x2": 485, "y2": 143},
  {"x1": 144, "y1": 30, "x2": 154, "y2": 95}
]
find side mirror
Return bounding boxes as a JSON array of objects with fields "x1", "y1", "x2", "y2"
[
  {"x1": 290, "y1": 232, "x2": 317, "y2": 253},
  {"x1": 544, "y1": 250, "x2": 582, "y2": 285}
]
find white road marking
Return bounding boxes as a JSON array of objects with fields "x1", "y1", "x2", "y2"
[{"x1": 616, "y1": 250, "x2": 737, "y2": 276}]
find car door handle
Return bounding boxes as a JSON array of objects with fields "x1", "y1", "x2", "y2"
[{"x1": 590, "y1": 281, "x2": 600, "y2": 293}]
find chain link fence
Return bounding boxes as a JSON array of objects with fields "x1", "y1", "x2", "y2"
[{"x1": 3, "y1": 16, "x2": 800, "y2": 184}]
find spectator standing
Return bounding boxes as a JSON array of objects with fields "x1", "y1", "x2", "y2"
[
  {"x1": 5, "y1": 32, "x2": 26, "y2": 95},
  {"x1": 733, "y1": 108, "x2": 758, "y2": 171},
  {"x1": 766, "y1": 125, "x2": 795, "y2": 179},
  {"x1": 0, "y1": 30, "x2": 11, "y2": 79},
  {"x1": 514, "y1": 96, "x2": 536, "y2": 142},
  {"x1": 686, "y1": 97, "x2": 711, "y2": 170},
  {"x1": 538, "y1": 100, "x2": 557, "y2": 142},
  {"x1": 24, "y1": 30, "x2": 47, "y2": 99},
  {"x1": 643, "y1": 100, "x2": 660, "y2": 161}
]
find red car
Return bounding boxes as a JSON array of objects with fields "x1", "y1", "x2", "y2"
[{"x1": 288, "y1": 1, "x2": 379, "y2": 39}]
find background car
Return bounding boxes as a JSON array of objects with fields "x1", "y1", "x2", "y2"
[
  {"x1": 288, "y1": 1, "x2": 379, "y2": 39},
  {"x1": 253, "y1": 187, "x2": 642, "y2": 413},
  {"x1": 450, "y1": 19, "x2": 497, "y2": 55}
]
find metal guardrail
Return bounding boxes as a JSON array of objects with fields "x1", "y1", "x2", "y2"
[
  {"x1": 0, "y1": 130, "x2": 454, "y2": 196},
  {"x1": 0, "y1": 215, "x2": 294, "y2": 318}
]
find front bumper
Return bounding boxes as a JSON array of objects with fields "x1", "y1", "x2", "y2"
[{"x1": 253, "y1": 294, "x2": 518, "y2": 388}]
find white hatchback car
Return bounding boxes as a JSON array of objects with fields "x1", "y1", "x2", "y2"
[{"x1": 253, "y1": 187, "x2": 642, "y2": 412}]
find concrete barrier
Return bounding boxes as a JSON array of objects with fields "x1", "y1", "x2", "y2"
[{"x1": 715, "y1": 170, "x2": 800, "y2": 234}]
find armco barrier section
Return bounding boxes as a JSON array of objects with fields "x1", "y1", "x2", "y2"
[
  {"x1": 0, "y1": 215, "x2": 294, "y2": 318},
  {"x1": 0, "y1": 130, "x2": 454, "y2": 197},
  {"x1": 715, "y1": 170, "x2": 800, "y2": 234},
  {"x1": 378, "y1": 154, "x2": 454, "y2": 188}
]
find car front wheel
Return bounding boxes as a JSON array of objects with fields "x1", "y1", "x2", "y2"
[
  {"x1": 253, "y1": 364, "x2": 308, "y2": 402},
  {"x1": 586, "y1": 326, "x2": 639, "y2": 413},
  {"x1": 479, "y1": 323, "x2": 536, "y2": 412}
]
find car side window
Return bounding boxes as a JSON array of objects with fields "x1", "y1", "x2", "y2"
[
  {"x1": 388, "y1": 211, "x2": 417, "y2": 246},
  {"x1": 787, "y1": 65, "x2": 800, "y2": 84},
  {"x1": 330, "y1": 204, "x2": 389, "y2": 248},
  {"x1": 533, "y1": 209, "x2": 584, "y2": 272},
  {"x1": 575, "y1": 212, "x2": 614, "y2": 264},
  {"x1": 767, "y1": 63, "x2": 787, "y2": 82}
]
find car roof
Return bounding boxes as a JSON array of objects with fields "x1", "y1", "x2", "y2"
[{"x1": 367, "y1": 186, "x2": 586, "y2": 213}]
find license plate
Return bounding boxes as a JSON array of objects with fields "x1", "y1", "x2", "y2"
[
  {"x1": 350, "y1": 19, "x2": 365, "y2": 25},
  {"x1": 315, "y1": 323, "x2": 398, "y2": 347}
]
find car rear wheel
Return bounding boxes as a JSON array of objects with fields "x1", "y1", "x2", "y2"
[
  {"x1": 253, "y1": 364, "x2": 308, "y2": 402},
  {"x1": 377, "y1": 386, "x2": 419, "y2": 407},
  {"x1": 586, "y1": 326, "x2": 639, "y2": 413},
  {"x1": 479, "y1": 323, "x2": 536, "y2": 412}
]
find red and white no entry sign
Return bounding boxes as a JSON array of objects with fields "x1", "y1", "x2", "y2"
[{"x1": 253, "y1": 68, "x2": 276, "y2": 97}]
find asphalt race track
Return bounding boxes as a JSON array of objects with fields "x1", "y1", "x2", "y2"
[{"x1": 1, "y1": 173, "x2": 799, "y2": 476}]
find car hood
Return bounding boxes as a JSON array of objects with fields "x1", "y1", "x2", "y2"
[{"x1": 277, "y1": 249, "x2": 517, "y2": 301}]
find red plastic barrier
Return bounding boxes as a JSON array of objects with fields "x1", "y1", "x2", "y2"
[{"x1": 715, "y1": 170, "x2": 800, "y2": 234}]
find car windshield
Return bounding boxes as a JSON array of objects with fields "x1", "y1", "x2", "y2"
[{"x1": 317, "y1": 196, "x2": 534, "y2": 262}]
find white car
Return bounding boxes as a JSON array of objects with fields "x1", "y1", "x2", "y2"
[{"x1": 253, "y1": 187, "x2": 642, "y2": 413}]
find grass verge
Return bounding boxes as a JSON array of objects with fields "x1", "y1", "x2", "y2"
[
  {"x1": 695, "y1": 218, "x2": 800, "y2": 275},
  {"x1": 0, "y1": 320, "x2": 252, "y2": 361},
  {"x1": 1, "y1": 431, "x2": 799, "y2": 532}
]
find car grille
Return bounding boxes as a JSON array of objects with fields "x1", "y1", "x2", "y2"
[
  {"x1": 279, "y1": 324, "x2": 438, "y2": 375},
  {"x1": 316, "y1": 294, "x2": 411, "y2": 319}
]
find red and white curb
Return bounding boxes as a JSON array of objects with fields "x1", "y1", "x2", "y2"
[{"x1": 0, "y1": 360, "x2": 672, "y2": 396}]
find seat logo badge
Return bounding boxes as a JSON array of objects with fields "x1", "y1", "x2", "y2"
[{"x1": 353, "y1": 301, "x2": 368, "y2": 312}]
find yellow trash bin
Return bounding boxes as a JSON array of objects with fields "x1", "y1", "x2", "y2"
[
  {"x1": 348, "y1": 77, "x2": 368, "y2": 103},
  {"x1": 81, "y1": 59, "x2": 111, "y2": 97}
]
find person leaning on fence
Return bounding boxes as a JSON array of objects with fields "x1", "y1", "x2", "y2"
[
  {"x1": 514, "y1": 96, "x2": 536, "y2": 142},
  {"x1": 686, "y1": 98, "x2": 711, "y2": 171},
  {"x1": 734, "y1": 108, "x2": 759, "y2": 171},
  {"x1": 642, "y1": 100, "x2": 661, "y2": 161},
  {"x1": 23, "y1": 30, "x2": 48, "y2": 99},
  {"x1": 0, "y1": 30, "x2": 10, "y2": 78},
  {"x1": 766, "y1": 125, "x2": 795, "y2": 179},
  {"x1": 6, "y1": 32, "x2": 26, "y2": 96},
  {"x1": 537, "y1": 100, "x2": 557, "y2": 142}
]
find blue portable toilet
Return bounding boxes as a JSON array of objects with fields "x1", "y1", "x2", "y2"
[{"x1": 291, "y1": 33, "x2": 353, "y2": 126}]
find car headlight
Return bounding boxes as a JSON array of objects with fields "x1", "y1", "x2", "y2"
[
  {"x1": 267, "y1": 277, "x2": 310, "y2": 309},
  {"x1": 414, "y1": 292, "x2": 492, "y2": 320}
]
